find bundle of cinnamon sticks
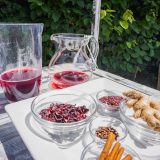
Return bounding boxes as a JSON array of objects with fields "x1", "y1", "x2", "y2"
[{"x1": 98, "y1": 132, "x2": 132, "y2": 160}]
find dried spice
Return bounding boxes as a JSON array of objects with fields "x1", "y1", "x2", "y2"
[
  {"x1": 99, "y1": 96, "x2": 123, "y2": 106},
  {"x1": 96, "y1": 126, "x2": 119, "y2": 140},
  {"x1": 39, "y1": 103, "x2": 89, "y2": 123}
]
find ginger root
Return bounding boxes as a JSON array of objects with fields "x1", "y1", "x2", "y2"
[
  {"x1": 150, "y1": 101, "x2": 160, "y2": 111},
  {"x1": 123, "y1": 90, "x2": 160, "y2": 132},
  {"x1": 123, "y1": 90, "x2": 143, "y2": 99}
]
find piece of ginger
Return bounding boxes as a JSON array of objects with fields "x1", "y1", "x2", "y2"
[
  {"x1": 150, "y1": 101, "x2": 160, "y2": 111},
  {"x1": 123, "y1": 90, "x2": 143, "y2": 99},
  {"x1": 126, "y1": 99, "x2": 138, "y2": 108},
  {"x1": 123, "y1": 90, "x2": 160, "y2": 132}
]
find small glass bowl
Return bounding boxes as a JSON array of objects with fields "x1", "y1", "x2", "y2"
[
  {"x1": 81, "y1": 141, "x2": 141, "y2": 160},
  {"x1": 31, "y1": 89, "x2": 97, "y2": 148},
  {"x1": 89, "y1": 117, "x2": 127, "y2": 144},
  {"x1": 119, "y1": 100, "x2": 160, "y2": 145},
  {"x1": 96, "y1": 90, "x2": 124, "y2": 114}
]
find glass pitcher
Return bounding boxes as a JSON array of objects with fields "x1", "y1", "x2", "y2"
[
  {"x1": 48, "y1": 33, "x2": 99, "y2": 89},
  {"x1": 0, "y1": 23, "x2": 43, "y2": 102}
]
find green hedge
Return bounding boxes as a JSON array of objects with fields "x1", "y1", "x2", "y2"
[
  {"x1": 0, "y1": 0, "x2": 92, "y2": 65},
  {"x1": 0, "y1": 0, "x2": 160, "y2": 75},
  {"x1": 99, "y1": 0, "x2": 160, "y2": 75}
]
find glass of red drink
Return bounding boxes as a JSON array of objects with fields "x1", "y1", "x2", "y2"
[
  {"x1": 48, "y1": 33, "x2": 99, "y2": 89},
  {"x1": 0, "y1": 23, "x2": 43, "y2": 102}
]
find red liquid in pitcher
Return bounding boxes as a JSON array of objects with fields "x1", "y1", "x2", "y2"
[
  {"x1": 51, "y1": 71, "x2": 90, "y2": 89},
  {"x1": 0, "y1": 68, "x2": 41, "y2": 102}
]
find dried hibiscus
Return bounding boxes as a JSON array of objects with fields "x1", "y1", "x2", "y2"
[
  {"x1": 99, "y1": 96, "x2": 123, "y2": 106},
  {"x1": 39, "y1": 103, "x2": 89, "y2": 123}
]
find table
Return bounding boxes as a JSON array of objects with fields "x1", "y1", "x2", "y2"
[{"x1": 0, "y1": 68, "x2": 159, "y2": 160}]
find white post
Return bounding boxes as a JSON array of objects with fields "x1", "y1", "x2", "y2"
[{"x1": 91, "y1": 0, "x2": 101, "y2": 41}]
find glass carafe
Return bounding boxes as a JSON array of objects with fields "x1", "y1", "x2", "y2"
[
  {"x1": 0, "y1": 23, "x2": 43, "y2": 102},
  {"x1": 48, "y1": 33, "x2": 99, "y2": 89}
]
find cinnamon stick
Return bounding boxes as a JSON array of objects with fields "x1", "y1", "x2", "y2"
[
  {"x1": 109, "y1": 142, "x2": 120, "y2": 160},
  {"x1": 115, "y1": 147, "x2": 125, "y2": 160},
  {"x1": 122, "y1": 154, "x2": 132, "y2": 160},
  {"x1": 98, "y1": 132, "x2": 115, "y2": 160}
]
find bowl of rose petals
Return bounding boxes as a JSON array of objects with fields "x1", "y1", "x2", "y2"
[
  {"x1": 96, "y1": 90, "x2": 124, "y2": 113},
  {"x1": 31, "y1": 89, "x2": 97, "y2": 148}
]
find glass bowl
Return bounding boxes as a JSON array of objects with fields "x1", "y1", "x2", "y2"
[
  {"x1": 80, "y1": 141, "x2": 141, "y2": 160},
  {"x1": 31, "y1": 89, "x2": 97, "y2": 148},
  {"x1": 89, "y1": 116, "x2": 127, "y2": 144},
  {"x1": 119, "y1": 101, "x2": 160, "y2": 145},
  {"x1": 96, "y1": 90, "x2": 124, "y2": 114}
]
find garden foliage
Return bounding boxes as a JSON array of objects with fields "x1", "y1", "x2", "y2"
[
  {"x1": 0, "y1": 0, "x2": 160, "y2": 74},
  {"x1": 100, "y1": 0, "x2": 160, "y2": 74}
]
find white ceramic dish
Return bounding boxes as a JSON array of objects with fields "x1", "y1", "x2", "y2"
[{"x1": 5, "y1": 78, "x2": 160, "y2": 160}]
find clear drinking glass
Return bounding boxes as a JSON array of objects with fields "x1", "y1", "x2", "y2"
[{"x1": 0, "y1": 23, "x2": 43, "y2": 102}]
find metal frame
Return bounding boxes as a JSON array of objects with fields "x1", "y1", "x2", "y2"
[{"x1": 91, "y1": 0, "x2": 101, "y2": 41}]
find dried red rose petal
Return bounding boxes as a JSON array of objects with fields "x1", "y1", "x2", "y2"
[
  {"x1": 39, "y1": 103, "x2": 89, "y2": 123},
  {"x1": 99, "y1": 96, "x2": 123, "y2": 106}
]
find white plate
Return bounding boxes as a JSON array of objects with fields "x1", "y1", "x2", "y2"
[{"x1": 5, "y1": 78, "x2": 160, "y2": 160}]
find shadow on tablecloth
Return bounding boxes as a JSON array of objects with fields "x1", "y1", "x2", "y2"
[
  {"x1": 0, "y1": 90, "x2": 33, "y2": 160},
  {"x1": 0, "y1": 122, "x2": 33, "y2": 160}
]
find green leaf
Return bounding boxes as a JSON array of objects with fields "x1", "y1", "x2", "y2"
[
  {"x1": 126, "y1": 42, "x2": 132, "y2": 48},
  {"x1": 146, "y1": 15, "x2": 152, "y2": 22},
  {"x1": 100, "y1": 10, "x2": 106, "y2": 19},
  {"x1": 122, "y1": 9, "x2": 135, "y2": 23},
  {"x1": 41, "y1": 5, "x2": 49, "y2": 12},
  {"x1": 102, "y1": 57, "x2": 108, "y2": 65},
  {"x1": 52, "y1": 14, "x2": 60, "y2": 22},
  {"x1": 131, "y1": 52, "x2": 139, "y2": 58},
  {"x1": 141, "y1": 44, "x2": 149, "y2": 51},
  {"x1": 77, "y1": 1, "x2": 84, "y2": 8},
  {"x1": 150, "y1": 49, "x2": 154, "y2": 56},
  {"x1": 120, "y1": 20, "x2": 129, "y2": 29},
  {"x1": 120, "y1": 63, "x2": 126, "y2": 71},
  {"x1": 139, "y1": 50, "x2": 146, "y2": 56},
  {"x1": 37, "y1": 1, "x2": 43, "y2": 6},
  {"x1": 83, "y1": 18, "x2": 89, "y2": 25},
  {"x1": 112, "y1": 61, "x2": 117, "y2": 69},
  {"x1": 156, "y1": 41, "x2": 160, "y2": 47},
  {"x1": 144, "y1": 56, "x2": 151, "y2": 61},
  {"x1": 102, "y1": 27, "x2": 111, "y2": 40},
  {"x1": 113, "y1": 26, "x2": 123, "y2": 35},
  {"x1": 123, "y1": 53, "x2": 130, "y2": 61},
  {"x1": 135, "y1": 47, "x2": 141, "y2": 53},
  {"x1": 28, "y1": 0, "x2": 41, "y2": 3},
  {"x1": 148, "y1": 43, "x2": 154, "y2": 49},
  {"x1": 131, "y1": 23, "x2": 140, "y2": 34},
  {"x1": 137, "y1": 57, "x2": 143, "y2": 64},
  {"x1": 43, "y1": 34, "x2": 50, "y2": 42},
  {"x1": 106, "y1": 9, "x2": 116, "y2": 13},
  {"x1": 30, "y1": 11, "x2": 36, "y2": 20},
  {"x1": 127, "y1": 63, "x2": 134, "y2": 73}
]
